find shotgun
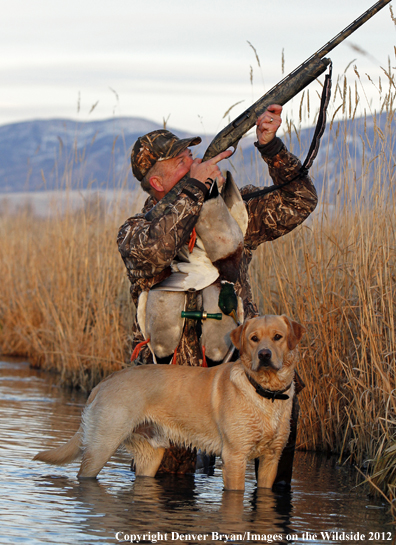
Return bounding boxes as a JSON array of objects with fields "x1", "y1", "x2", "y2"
[
  {"x1": 146, "y1": 0, "x2": 391, "y2": 221},
  {"x1": 203, "y1": 0, "x2": 391, "y2": 161}
]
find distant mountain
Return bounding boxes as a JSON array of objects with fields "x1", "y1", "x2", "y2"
[
  {"x1": 0, "y1": 117, "x2": 187, "y2": 193},
  {"x1": 0, "y1": 113, "x2": 393, "y2": 201}
]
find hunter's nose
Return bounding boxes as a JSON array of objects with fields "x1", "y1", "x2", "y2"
[{"x1": 258, "y1": 348, "x2": 272, "y2": 364}]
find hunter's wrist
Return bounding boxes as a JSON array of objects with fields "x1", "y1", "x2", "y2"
[{"x1": 255, "y1": 136, "x2": 284, "y2": 158}]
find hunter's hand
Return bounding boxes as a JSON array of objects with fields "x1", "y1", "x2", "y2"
[
  {"x1": 256, "y1": 104, "x2": 282, "y2": 146},
  {"x1": 190, "y1": 149, "x2": 232, "y2": 189}
]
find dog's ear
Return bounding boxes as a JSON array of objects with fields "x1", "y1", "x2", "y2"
[
  {"x1": 230, "y1": 319, "x2": 254, "y2": 352},
  {"x1": 281, "y1": 315, "x2": 306, "y2": 350},
  {"x1": 230, "y1": 323, "x2": 244, "y2": 350}
]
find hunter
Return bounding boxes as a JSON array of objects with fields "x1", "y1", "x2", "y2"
[{"x1": 117, "y1": 104, "x2": 317, "y2": 486}]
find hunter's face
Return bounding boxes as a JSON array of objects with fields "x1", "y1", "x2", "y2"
[{"x1": 160, "y1": 148, "x2": 194, "y2": 194}]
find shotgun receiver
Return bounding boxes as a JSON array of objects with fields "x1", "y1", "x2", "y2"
[{"x1": 202, "y1": 0, "x2": 391, "y2": 161}]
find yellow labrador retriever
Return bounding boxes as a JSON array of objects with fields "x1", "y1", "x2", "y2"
[{"x1": 34, "y1": 315, "x2": 304, "y2": 490}]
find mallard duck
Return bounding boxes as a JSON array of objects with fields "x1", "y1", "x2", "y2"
[
  {"x1": 137, "y1": 290, "x2": 186, "y2": 363},
  {"x1": 138, "y1": 171, "x2": 249, "y2": 365},
  {"x1": 154, "y1": 171, "x2": 248, "y2": 291}
]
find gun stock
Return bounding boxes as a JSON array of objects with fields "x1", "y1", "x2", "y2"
[{"x1": 203, "y1": 0, "x2": 391, "y2": 162}]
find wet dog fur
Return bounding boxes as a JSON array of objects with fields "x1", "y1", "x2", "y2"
[{"x1": 34, "y1": 315, "x2": 304, "y2": 490}]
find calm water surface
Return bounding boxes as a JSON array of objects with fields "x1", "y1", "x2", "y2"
[{"x1": 0, "y1": 359, "x2": 393, "y2": 545}]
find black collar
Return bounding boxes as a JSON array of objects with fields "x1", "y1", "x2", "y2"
[{"x1": 245, "y1": 372, "x2": 292, "y2": 402}]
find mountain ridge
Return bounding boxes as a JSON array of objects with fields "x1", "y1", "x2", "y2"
[{"x1": 0, "y1": 113, "x2": 392, "y2": 200}]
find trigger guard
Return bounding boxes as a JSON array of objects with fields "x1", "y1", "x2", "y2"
[{"x1": 229, "y1": 138, "x2": 242, "y2": 156}]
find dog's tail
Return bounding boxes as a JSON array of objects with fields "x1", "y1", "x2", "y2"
[
  {"x1": 33, "y1": 427, "x2": 83, "y2": 465},
  {"x1": 33, "y1": 379, "x2": 107, "y2": 466}
]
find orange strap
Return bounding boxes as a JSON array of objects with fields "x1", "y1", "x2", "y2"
[
  {"x1": 171, "y1": 347, "x2": 178, "y2": 365},
  {"x1": 130, "y1": 338, "x2": 150, "y2": 362},
  {"x1": 131, "y1": 336, "x2": 208, "y2": 368},
  {"x1": 188, "y1": 227, "x2": 197, "y2": 253},
  {"x1": 202, "y1": 345, "x2": 208, "y2": 368}
]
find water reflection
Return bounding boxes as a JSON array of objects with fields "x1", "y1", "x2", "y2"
[{"x1": 0, "y1": 359, "x2": 393, "y2": 545}]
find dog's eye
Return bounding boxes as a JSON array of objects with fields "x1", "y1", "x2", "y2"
[
  {"x1": 273, "y1": 334, "x2": 283, "y2": 341},
  {"x1": 251, "y1": 335, "x2": 259, "y2": 343}
]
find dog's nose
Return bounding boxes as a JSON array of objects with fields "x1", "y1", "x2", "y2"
[{"x1": 258, "y1": 349, "x2": 272, "y2": 365}]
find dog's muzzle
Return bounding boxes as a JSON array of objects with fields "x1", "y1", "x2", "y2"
[{"x1": 258, "y1": 348, "x2": 279, "y2": 370}]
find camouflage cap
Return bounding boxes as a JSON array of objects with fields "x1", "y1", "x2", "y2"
[{"x1": 131, "y1": 129, "x2": 202, "y2": 181}]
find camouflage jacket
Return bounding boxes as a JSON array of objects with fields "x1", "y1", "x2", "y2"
[{"x1": 117, "y1": 137, "x2": 317, "y2": 367}]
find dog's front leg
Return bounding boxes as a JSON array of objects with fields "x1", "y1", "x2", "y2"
[
  {"x1": 256, "y1": 448, "x2": 283, "y2": 489},
  {"x1": 221, "y1": 450, "x2": 247, "y2": 491}
]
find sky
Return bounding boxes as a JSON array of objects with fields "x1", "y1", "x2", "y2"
[{"x1": 1, "y1": 0, "x2": 395, "y2": 135}]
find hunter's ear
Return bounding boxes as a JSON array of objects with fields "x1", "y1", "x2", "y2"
[
  {"x1": 281, "y1": 315, "x2": 306, "y2": 350},
  {"x1": 149, "y1": 175, "x2": 164, "y2": 193},
  {"x1": 230, "y1": 324, "x2": 244, "y2": 350}
]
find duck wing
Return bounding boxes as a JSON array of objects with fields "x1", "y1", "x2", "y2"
[{"x1": 153, "y1": 243, "x2": 219, "y2": 292}]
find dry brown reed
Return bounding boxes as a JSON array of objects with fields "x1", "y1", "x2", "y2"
[{"x1": 0, "y1": 192, "x2": 140, "y2": 390}]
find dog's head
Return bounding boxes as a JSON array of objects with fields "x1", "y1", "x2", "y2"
[{"x1": 230, "y1": 315, "x2": 305, "y2": 373}]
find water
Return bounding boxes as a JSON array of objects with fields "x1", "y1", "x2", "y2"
[{"x1": 0, "y1": 359, "x2": 393, "y2": 545}]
